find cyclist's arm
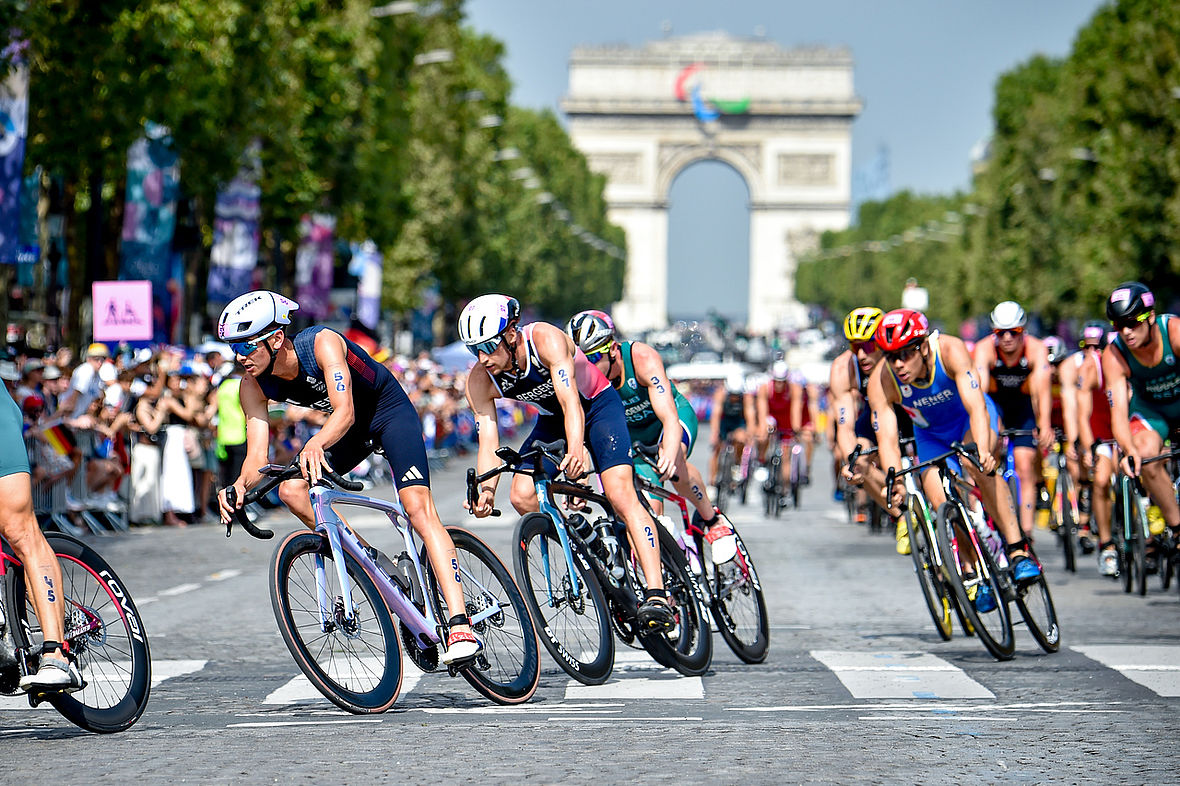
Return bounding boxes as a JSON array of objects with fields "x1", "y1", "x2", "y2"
[
  {"x1": 1102, "y1": 345, "x2": 1135, "y2": 457},
  {"x1": 743, "y1": 388, "x2": 758, "y2": 435},
  {"x1": 972, "y1": 339, "x2": 994, "y2": 394},
  {"x1": 1058, "y1": 355, "x2": 1080, "y2": 447},
  {"x1": 789, "y1": 381, "x2": 804, "y2": 433},
  {"x1": 1027, "y1": 338, "x2": 1054, "y2": 448},
  {"x1": 866, "y1": 363, "x2": 901, "y2": 477},
  {"x1": 806, "y1": 383, "x2": 821, "y2": 429},
  {"x1": 1076, "y1": 360, "x2": 1096, "y2": 454},
  {"x1": 710, "y1": 385, "x2": 724, "y2": 445},
  {"x1": 944, "y1": 336, "x2": 997, "y2": 461},
  {"x1": 464, "y1": 366, "x2": 502, "y2": 506},
  {"x1": 533, "y1": 323, "x2": 586, "y2": 475},
  {"x1": 829, "y1": 355, "x2": 859, "y2": 459},
  {"x1": 754, "y1": 383, "x2": 770, "y2": 435},
  {"x1": 307, "y1": 331, "x2": 356, "y2": 450},
  {"x1": 234, "y1": 374, "x2": 273, "y2": 493},
  {"x1": 631, "y1": 342, "x2": 682, "y2": 474}
]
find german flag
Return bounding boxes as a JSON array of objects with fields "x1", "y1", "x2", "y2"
[{"x1": 42, "y1": 423, "x2": 76, "y2": 456}]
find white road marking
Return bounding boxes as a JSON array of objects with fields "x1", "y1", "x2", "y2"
[
  {"x1": 729, "y1": 701, "x2": 1125, "y2": 713},
  {"x1": 0, "y1": 659, "x2": 206, "y2": 712},
  {"x1": 263, "y1": 654, "x2": 422, "y2": 705},
  {"x1": 1072, "y1": 645, "x2": 1180, "y2": 697},
  {"x1": 208, "y1": 570, "x2": 242, "y2": 581},
  {"x1": 563, "y1": 649, "x2": 704, "y2": 700},
  {"x1": 810, "y1": 650, "x2": 994, "y2": 699},
  {"x1": 228, "y1": 719, "x2": 383, "y2": 728},
  {"x1": 158, "y1": 583, "x2": 202, "y2": 597}
]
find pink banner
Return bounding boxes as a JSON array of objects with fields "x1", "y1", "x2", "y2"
[{"x1": 92, "y1": 280, "x2": 153, "y2": 342}]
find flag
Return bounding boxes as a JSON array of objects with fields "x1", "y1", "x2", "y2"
[
  {"x1": 348, "y1": 240, "x2": 382, "y2": 330},
  {"x1": 295, "y1": 213, "x2": 335, "y2": 320},
  {"x1": 120, "y1": 122, "x2": 180, "y2": 284},
  {"x1": 0, "y1": 40, "x2": 29, "y2": 265},
  {"x1": 42, "y1": 422, "x2": 76, "y2": 456},
  {"x1": 207, "y1": 144, "x2": 261, "y2": 304}
]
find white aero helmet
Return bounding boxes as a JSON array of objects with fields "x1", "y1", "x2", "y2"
[
  {"x1": 565, "y1": 309, "x2": 616, "y2": 354},
  {"x1": 770, "y1": 360, "x2": 789, "y2": 381},
  {"x1": 218, "y1": 291, "x2": 299, "y2": 341},
  {"x1": 458, "y1": 294, "x2": 520, "y2": 350},
  {"x1": 989, "y1": 300, "x2": 1027, "y2": 331}
]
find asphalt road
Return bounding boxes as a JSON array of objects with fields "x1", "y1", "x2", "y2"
[{"x1": 3, "y1": 446, "x2": 1179, "y2": 784}]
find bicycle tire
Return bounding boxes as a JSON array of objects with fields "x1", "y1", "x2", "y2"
[
  {"x1": 425, "y1": 527, "x2": 539, "y2": 704},
  {"x1": 1058, "y1": 468, "x2": 1078, "y2": 573},
  {"x1": 905, "y1": 508, "x2": 953, "y2": 641},
  {"x1": 707, "y1": 526, "x2": 769, "y2": 663},
  {"x1": 843, "y1": 479, "x2": 858, "y2": 524},
  {"x1": 634, "y1": 523, "x2": 711, "y2": 676},
  {"x1": 6, "y1": 532, "x2": 152, "y2": 733},
  {"x1": 270, "y1": 531, "x2": 402, "y2": 714},
  {"x1": 1012, "y1": 555, "x2": 1061, "y2": 654},
  {"x1": 1113, "y1": 481, "x2": 1134, "y2": 593},
  {"x1": 789, "y1": 446, "x2": 803, "y2": 509},
  {"x1": 766, "y1": 453, "x2": 783, "y2": 519},
  {"x1": 715, "y1": 447, "x2": 734, "y2": 513},
  {"x1": 1130, "y1": 491, "x2": 1149, "y2": 597},
  {"x1": 513, "y1": 512, "x2": 613, "y2": 685},
  {"x1": 934, "y1": 502, "x2": 1015, "y2": 660}
]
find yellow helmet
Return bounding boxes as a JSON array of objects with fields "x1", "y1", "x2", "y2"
[{"x1": 843, "y1": 307, "x2": 884, "y2": 342}]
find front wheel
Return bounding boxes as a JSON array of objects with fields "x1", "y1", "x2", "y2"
[
  {"x1": 427, "y1": 527, "x2": 539, "y2": 704},
  {"x1": 708, "y1": 526, "x2": 769, "y2": 663},
  {"x1": 934, "y1": 503, "x2": 1015, "y2": 660},
  {"x1": 6, "y1": 533, "x2": 152, "y2": 733},
  {"x1": 1012, "y1": 554, "x2": 1061, "y2": 654},
  {"x1": 1057, "y1": 470, "x2": 1078, "y2": 573},
  {"x1": 270, "y1": 531, "x2": 402, "y2": 713},
  {"x1": 905, "y1": 507, "x2": 953, "y2": 641},
  {"x1": 634, "y1": 523, "x2": 712, "y2": 676},
  {"x1": 513, "y1": 512, "x2": 613, "y2": 685}
]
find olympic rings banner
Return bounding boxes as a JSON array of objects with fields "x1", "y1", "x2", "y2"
[{"x1": 0, "y1": 42, "x2": 29, "y2": 265}]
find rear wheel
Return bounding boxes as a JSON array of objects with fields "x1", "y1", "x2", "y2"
[
  {"x1": 707, "y1": 527, "x2": 769, "y2": 663},
  {"x1": 7, "y1": 533, "x2": 152, "y2": 733},
  {"x1": 934, "y1": 502, "x2": 1015, "y2": 660},
  {"x1": 513, "y1": 512, "x2": 613, "y2": 685},
  {"x1": 715, "y1": 447, "x2": 734, "y2": 513},
  {"x1": 765, "y1": 453, "x2": 783, "y2": 519},
  {"x1": 905, "y1": 507, "x2": 953, "y2": 641},
  {"x1": 428, "y1": 527, "x2": 539, "y2": 704},
  {"x1": 636, "y1": 524, "x2": 712, "y2": 676},
  {"x1": 1058, "y1": 469, "x2": 1078, "y2": 573},
  {"x1": 1012, "y1": 553, "x2": 1061, "y2": 653},
  {"x1": 270, "y1": 531, "x2": 402, "y2": 713}
]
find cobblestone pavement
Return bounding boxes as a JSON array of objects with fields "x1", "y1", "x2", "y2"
[{"x1": 3, "y1": 447, "x2": 1179, "y2": 783}]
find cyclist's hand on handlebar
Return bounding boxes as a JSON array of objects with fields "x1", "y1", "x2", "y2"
[
  {"x1": 1035, "y1": 427, "x2": 1054, "y2": 452},
  {"x1": 467, "y1": 487, "x2": 497, "y2": 518},
  {"x1": 841, "y1": 462, "x2": 862, "y2": 484},
  {"x1": 889, "y1": 480, "x2": 906, "y2": 512},
  {"x1": 977, "y1": 451, "x2": 998, "y2": 475},
  {"x1": 1121, "y1": 451, "x2": 1141, "y2": 478},
  {"x1": 1064, "y1": 441, "x2": 1079, "y2": 463},
  {"x1": 656, "y1": 445, "x2": 676, "y2": 480},
  {"x1": 559, "y1": 442, "x2": 588, "y2": 479},
  {"x1": 218, "y1": 482, "x2": 247, "y2": 525},
  {"x1": 299, "y1": 439, "x2": 333, "y2": 486}
]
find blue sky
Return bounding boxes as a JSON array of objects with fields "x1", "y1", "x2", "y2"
[{"x1": 465, "y1": 0, "x2": 1108, "y2": 321}]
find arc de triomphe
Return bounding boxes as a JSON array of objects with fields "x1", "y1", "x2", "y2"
[{"x1": 562, "y1": 32, "x2": 862, "y2": 334}]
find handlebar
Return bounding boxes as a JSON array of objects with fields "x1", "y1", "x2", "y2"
[
  {"x1": 631, "y1": 441, "x2": 679, "y2": 483},
  {"x1": 464, "y1": 439, "x2": 570, "y2": 517},
  {"x1": 222, "y1": 458, "x2": 366, "y2": 540},
  {"x1": 884, "y1": 441, "x2": 988, "y2": 493}
]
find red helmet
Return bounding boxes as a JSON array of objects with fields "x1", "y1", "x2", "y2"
[{"x1": 877, "y1": 309, "x2": 929, "y2": 352}]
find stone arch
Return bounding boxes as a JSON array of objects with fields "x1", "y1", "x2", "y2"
[{"x1": 563, "y1": 32, "x2": 861, "y2": 333}]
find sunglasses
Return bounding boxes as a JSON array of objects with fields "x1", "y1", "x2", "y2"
[
  {"x1": 466, "y1": 335, "x2": 504, "y2": 357},
  {"x1": 993, "y1": 327, "x2": 1024, "y2": 337},
  {"x1": 885, "y1": 345, "x2": 921, "y2": 363},
  {"x1": 850, "y1": 339, "x2": 878, "y2": 354},
  {"x1": 231, "y1": 329, "x2": 280, "y2": 357},
  {"x1": 1112, "y1": 312, "x2": 1150, "y2": 331},
  {"x1": 584, "y1": 342, "x2": 614, "y2": 363}
]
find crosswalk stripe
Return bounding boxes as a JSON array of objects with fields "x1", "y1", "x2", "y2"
[
  {"x1": 263, "y1": 654, "x2": 423, "y2": 705},
  {"x1": 563, "y1": 648, "x2": 705, "y2": 700},
  {"x1": 811, "y1": 650, "x2": 994, "y2": 699},
  {"x1": 0, "y1": 659, "x2": 206, "y2": 712},
  {"x1": 1071, "y1": 645, "x2": 1180, "y2": 697}
]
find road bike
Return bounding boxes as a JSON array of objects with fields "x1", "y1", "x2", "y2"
[
  {"x1": 632, "y1": 441, "x2": 769, "y2": 663},
  {"x1": 1111, "y1": 445, "x2": 1180, "y2": 598},
  {"x1": 888, "y1": 442, "x2": 1060, "y2": 659},
  {"x1": 226, "y1": 459, "x2": 539, "y2": 713},
  {"x1": 1044, "y1": 432, "x2": 1082, "y2": 573},
  {"x1": 467, "y1": 441, "x2": 710, "y2": 685},
  {"x1": 714, "y1": 440, "x2": 752, "y2": 512},
  {"x1": 0, "y1": 532, "x2": 151, "y2": 733}
]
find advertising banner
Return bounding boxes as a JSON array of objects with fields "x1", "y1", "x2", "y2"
[
  {"x1": 119, "y1": 123, "x2": 180, "y2": 284},
  {"x1": 207, "y1": 146, "x2": 261, "y2": 303},
  {"x1": 0, "y1": 42, "x2": 29, "y2": 265},
  {"x1": 93, "y1": 280, "x2": 153, "y2": 342},
  {"x1": 295, "y1": 212, "x2": 335, "y2": 320},
  {"x1": 348, "y1": 239, "x2": 383, "y2": 330}
]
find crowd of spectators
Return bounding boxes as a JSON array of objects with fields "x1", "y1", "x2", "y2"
[{"x1": 2, "y1": 339, "x2": 529, "y2": 530}]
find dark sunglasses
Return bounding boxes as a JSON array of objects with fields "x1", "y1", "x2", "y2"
[
  {"x1": 993, "y1": 327, "x2": 1024, "y2": 337},
  {"x1": 231, "y1": 329, "x2": 279, "y2": 357},
  {"x1": 466, "y1": 335, "x2": 504, "y2": 357},
  {"x1": 885, "y1": 345, "x2": 920, "y2": 363},
  {"x1": 1112, "y1": 312, "x2": 1149, "y2": 331},
  {"x1": 850, "y1": 339, "x2": 878, "y2": 354},
  {"x1": 584, "y1": 341, "x2": 614, "y2": 364}
]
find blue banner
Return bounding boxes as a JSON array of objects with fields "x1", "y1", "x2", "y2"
[
  {"x1": 295, "y1": 213, "x2": 335, "y2": 320},
  {"x1": 207, "y1": 145, "x2": 261, "y2": 304},
  {"x1": 119, "y1": 123, "x2": 180, "y2": 283},
  {"x1": 0, "y1": 46, "x2": 29, "y2": 265}
]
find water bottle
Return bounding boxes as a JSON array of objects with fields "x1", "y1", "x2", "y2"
[
  {"x1": 594, "y1": 517, "x2": 626, "y2": 581},
  {"x1": 677, "y1": 532, "x2": 703, "y2": 575},
  {"x1": 397, "y1": 552, "x2": 424, "y2": 608},
  {"x1": 969, "y1": 506, "x2": 1008, "y2": 568},
  {"x1": 568, "y1": 513, "x2": 596, "y2": 545},
  {"x1": 655, "y1": 514, "x2": 677, "y2": 536}
]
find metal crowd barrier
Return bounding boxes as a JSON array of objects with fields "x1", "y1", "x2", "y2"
[{"x1": 26, "y1": 432, "x2": 131, "y2": 537}]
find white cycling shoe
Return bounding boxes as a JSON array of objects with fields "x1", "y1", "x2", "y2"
[{"x1": 20, "y1": 657, "x2": 83, "y2": 693}]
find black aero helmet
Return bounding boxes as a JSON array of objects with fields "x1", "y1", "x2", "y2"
[
  {"x1": 1080, "y1": 319, "x2": 1108, "y2": 348},
  {"x1": 1106, "y1": 281, "x2": 1155, "y2": 321}
]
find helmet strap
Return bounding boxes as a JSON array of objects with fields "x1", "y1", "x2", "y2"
[
  {"x1": 259, "y1": 336, "x2": 280, "y2": 377},
  {"x1": 505, "y1": 324, "x2": 523, "y2": 378}
]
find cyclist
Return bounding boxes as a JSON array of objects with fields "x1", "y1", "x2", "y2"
[
  {"x1": 215, "y1": 291, "x2": 481, "y2": 665},
  {"x1": 1041, "y1": 335, "x2": 1083, "y2": 534},
  {"x1": 1076, "y1": 320, "x2": 1118, "y2": 575},
  {"x1": 1102, "y1": 281, "x2": 1180, "y2": 562},
  {"x1": 830, "y1": 307, "x2": 912, "y2": 550},
  {"x1": 460, "y1": 295, "x2": 677, "y2": 631},
  {"x1": 868, "y1": 308, "x2": 1041, "y2": 612},
  {"x1": 973, "y1": 301, "x2": 1054, "y2": 538},
  {"x1": 1, "y1": 384, "x2": 80, "y2": 692},
  {"x1": 565, "y1": 310, "x2": 737, "y2": 563},
  {"x1": 709, "y1": 371, "x2": 756, "y2": 494},
  {"x1": 757, "y1": 361, "x2": 820, "y2": 489}
]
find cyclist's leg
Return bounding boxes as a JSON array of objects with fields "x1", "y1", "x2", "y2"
[
  {"x1": 668, "y1": 413, "x2": 712, "y2": 520},
  {"x1": 507, "y1": 416, "x2": 562, "y2": 515},
  {"x1": 1130, "y1": 416, "x2": 1180, "y2": 531},
  {"x1": 1093, "y1": 445, "x2": 1117, "y2": 572},
  {"x1": 1012, "y1": 444, "x2": 1038, "y2": 537},
  {"x1": 0, "y1": 470, "x2": 70, "y2": 678},
  {"x1": 801, "y1": 427, "x2": 815, "y2": 481}
]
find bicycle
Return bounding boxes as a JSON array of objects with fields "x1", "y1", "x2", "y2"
[
  {"x1": 226, "y1": 459, "x2": 540, "y2": 713},
  {"x1": 762, "y1": 438, "x2": 784, "y2": 519},
  {"x1": 467, "y1": 440, "x2": 710, "y2": 685},
  {"x1": 1045, "y1": 431, "x2": 1082, "y2": 573},
  {"x1": 1111, "y1": 445, "x2": 1180, "y2": 597},
  {"x1": 714, "y1": 440, "x2": 752, "y2": 512},
  {"x1": 632, "y1": 441, "x2": 769, "y2": 663},
  {"x1": 0, "y1": 531, "x2": 151, "y2": 733},
  {"x1": 999, "y1": 427, "x2": 1038, "y2": 539},
  {"x1": 889, "y1": 442, "x2": 1060, "y2": 659}
]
